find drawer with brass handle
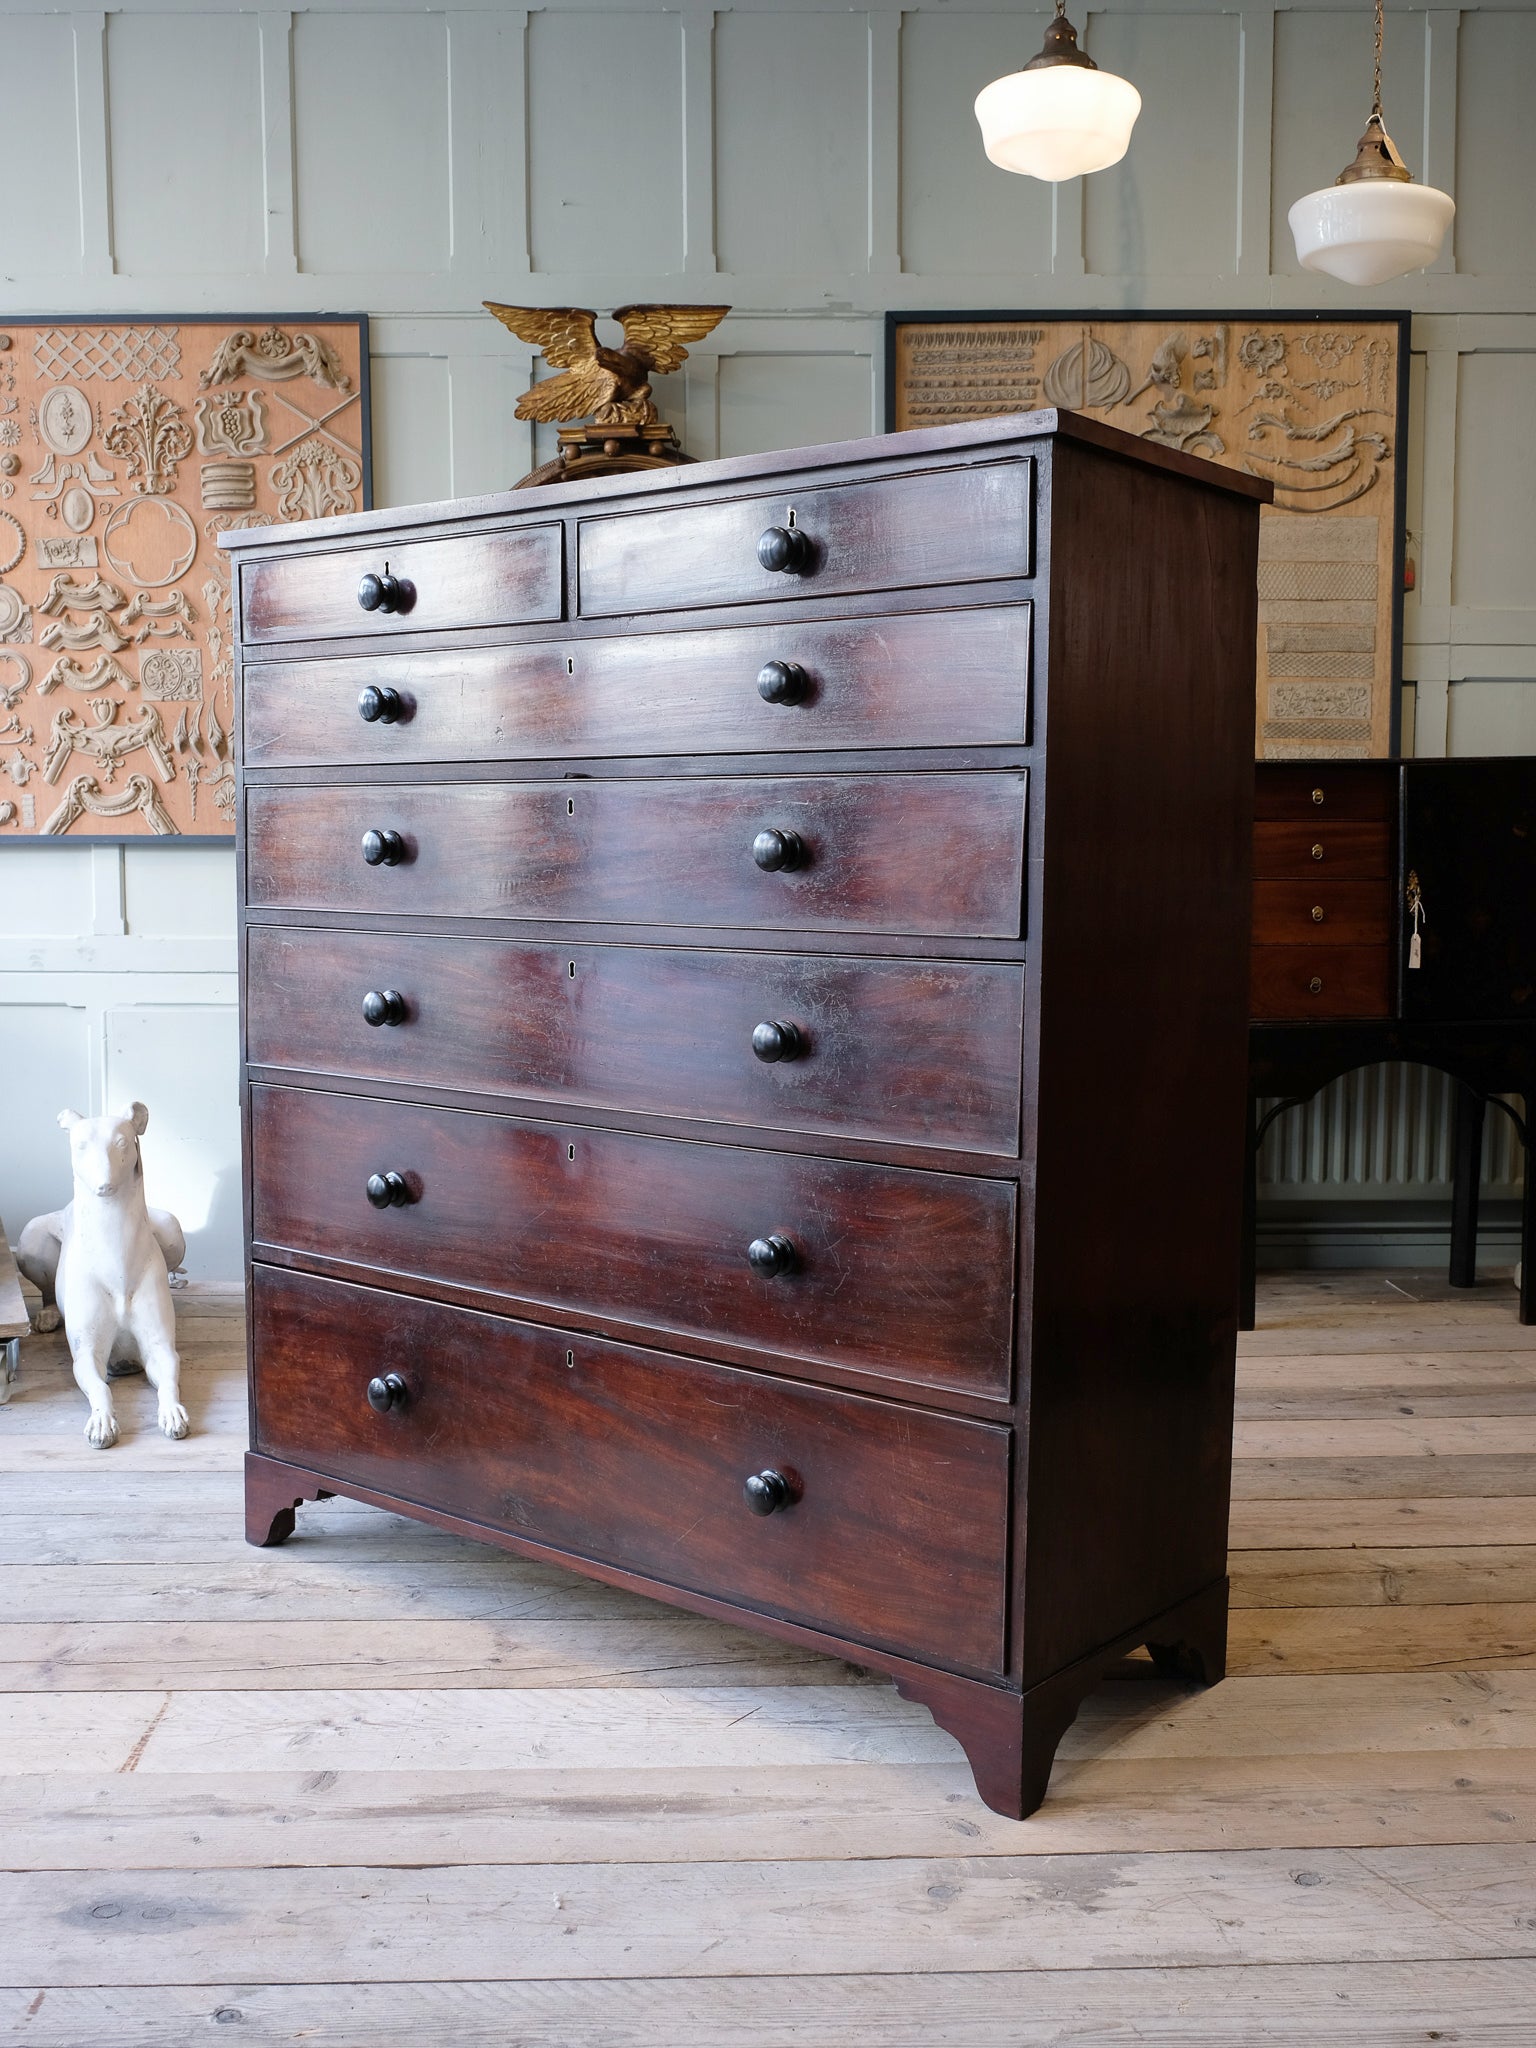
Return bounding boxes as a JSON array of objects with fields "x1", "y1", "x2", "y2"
[
  {"x1": 1252, "y1": 879, "x2": 1391, "y2": 948},
  {"x1": 1250, "y1": 945, "x2": 1392, "y2": 1019},
  {"x1": 251, "y1": 1264, "x2": 1011, "y2": 1673},
  {"x1": 1252, "y1": 821, "x2": 1391, "y2": 880}
]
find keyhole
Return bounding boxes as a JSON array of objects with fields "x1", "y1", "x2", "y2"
[
  {"x1": 567, "y1": 798, "x2": 575, "y2": 816},
  {"x1": 786, "y1": 507, "x2": 797, "y2": 528},
  {"x1": 565, "y1": 656, "x2": 574, "y2": 675},
  {"x1": 567, "y1": 1143, "x2": 576, "y2": 1160},
  {"x1": 565, "y1": 1349, "x2": 574, "y2": 1368},
  {"x1": 568, "y1": 960, "x2": 576, "y2": 978}
]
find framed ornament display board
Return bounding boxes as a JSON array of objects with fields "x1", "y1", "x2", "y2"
[
  {"x1": 886, "y1": 312, "x2": 1409, "y2": 758},
  {"x1": 0, "y1": 314, "x2": 370, "y2": 840}
]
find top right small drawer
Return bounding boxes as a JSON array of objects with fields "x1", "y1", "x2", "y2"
[{"x1": 576, "y1": 460, "x2": 1033, "y2": 618}]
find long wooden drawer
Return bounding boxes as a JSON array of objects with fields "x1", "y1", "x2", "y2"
[
  {"x1": 577, "y1": 462, "x2": 1032, "y2": 617},
  {"x1": 244, "y1": 772, "x2": 1029, "y2": 939},
  {"x1": 246, "y1": 928, "x2": 1024, "y2": 1155},
  {"x1": 241, "y1": 606, "x2": 1031, "y2": 767},
  {"x1": 1250, "y1": 945, "x2": 1392, "y2": 1019},
  {"x1": 1252, "y1": 879, "x2": 1390, "y2": 947},
  {"x1": 249, "y1": 1085, "x2": 1016, "y2": 1401},
  {"x1": 240, "y1": 527, "x2": 564, "y2": 646},
  {"x1": 251, "y1": 1266, "x2": 1010, "y2": 1673},
  {"x1": 1253, "y1": 821, "x2": 1391, "y2": 880}
]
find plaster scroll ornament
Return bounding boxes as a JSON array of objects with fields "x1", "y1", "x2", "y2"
[
  {"x1": 41, "y1": 772, "x2": 178, "y2": 837},
  {"x1": 0, "y1": 652, "x2": 30, "y2": 710},
  {"x1": 0, "y1": 584, "x2": 33, "y2": 644},
  {"x1": 484, "y1": 301, "x2": 729, "y2": 488},
  {"x1": 0, "y1": 714, "x2": 33, "y2": 748},
  {"x1": 102, "y1": 497, "x2": 197, "y2": 587},
  {"x1": 38, "y1": 385, "x2": 96, "y2": 458},
  {"x1": 103, "y1": 384, "x2": 193, "y2": 497},
  {"x1": 38, "y1": 655, "x2": 135, "y2": 697},
  {"x1": 42, "y1": 701, "x2": 174, "y2": 787},
  {"x1": 200, "y1": 326, "x2": 350, "y2": 391},
  {"x1": 138, "y1": 649, "x2": 202, "y2": 702},
  {"x1": 40, "y1": 614, "x2": 130, "y2": 654},
  {"x1": 0, "y1": 509, "x2": 24, "y2": 575},
  {"x1": 0, "y1": 801, "x2": 13, "y2": 827},
  {"x1": 5, "y1": 749, "x2": 35, "y2": 787},
  {"x1": 15, "y1": 1102, "x2": 190, "y2": 1442},
  {"x1": 39, "y1": 572, "x2": 128, "y2": 618},
  {"x1": 271, "y1": 437, "x2": 361, "y2": 521},
  {"x1": 33, "y1": 326, "x2": 181, "y2": 384},
  {"x1": 120, "y1": 589, "x2": 197, "y2": 643},
  {"x1": 194, "y1": 390, "x2": 268, "y2": 456},
  {"x1": 200, "y1": 460, "x2": 256, "y2": 511},
  {"x1": 37, "y1": 534, "x2": 98, "y2": 570}
]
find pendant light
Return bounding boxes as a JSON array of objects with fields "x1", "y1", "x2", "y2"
[
  {"x1": 975, "y1": 2, "x2": 1142, "y2": 184},
  {"x1": 1288, "y1": 0, "x2": 1453, "y2": 286}
]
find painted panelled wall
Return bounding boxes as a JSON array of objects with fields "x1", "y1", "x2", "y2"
[{"x1": 1, "y1": 0, "x2": 1533, "y2": 1280}]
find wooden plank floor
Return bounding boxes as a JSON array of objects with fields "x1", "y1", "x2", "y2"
[{"x1": 3, "y1": 1272, "x2": 1534, "y2": 2045}]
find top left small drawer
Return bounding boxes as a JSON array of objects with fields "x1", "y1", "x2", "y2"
[{"x1": 238, "y1": 526, "x2": 564, "y2": 646}]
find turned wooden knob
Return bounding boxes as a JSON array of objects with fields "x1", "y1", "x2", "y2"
[
  {"x1": 362, "y1": 988, "x2": 407, "y2": 1027},
  {"x1": 357, "y1": 684, "x2": 404, "y2": 724},
  {"x1": 752, "y1": 828, "x2": 805, "y2": 872},
  {"x1": 747, "y1": 1233, "x2": 797, "y2": 1278},
  {"x1": 756, "y1": 659, "x2": 809, "y2": 706},
  {"x1": 361, "y1": 828, "x2": 407, "y2": 867},
  {"x1": 366, "y1": 1371, "x2": 408, "y2": 1413},
  {"x1": 357, "y1": 569, "x2": 414, "y2": 616},
  {"x1": 756, "y1": 525, "x2": 812, "y2": 574},
  {"x1": 744, "y1": 1469, "x2": 794, "y2": 1515},
  {"x1": 752, "y1": 1020, "x2": 803, "y2": 1064}
]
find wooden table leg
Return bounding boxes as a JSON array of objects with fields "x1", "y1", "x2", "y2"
[
  {"x1": 1521, "y1": 1120, "x2": 1535, "y2": 1327},
  {"x1": 1449, "y1": 1082, "x2": 1486, "y2": 1289},
  {"x1": 1239, "y1": 1093, "x2": 1259, "y2": 1333}
]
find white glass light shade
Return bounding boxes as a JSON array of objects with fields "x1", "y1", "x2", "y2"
[
  {"x1": 1288, "y1": 177, "x2": 1454, "y2": 286},
  {"x1": 975, "y1": 64, "x2": 1141, "y2": 183}
]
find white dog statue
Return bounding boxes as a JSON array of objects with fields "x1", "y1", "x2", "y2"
[{"x1": 17, "y1": 1103, "x2": 189, "y2": 1448}]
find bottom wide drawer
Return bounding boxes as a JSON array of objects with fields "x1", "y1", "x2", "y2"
[
  {"x1": 251, "y1": 1265, "x2": 1011, "y2": 1675},
  {"x1": 1250, "y1": 944, "x2": 1392, "y2": 1019}
]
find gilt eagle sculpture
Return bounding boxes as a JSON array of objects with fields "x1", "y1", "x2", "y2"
[{"x1": 484, "y1": 301, "x2": 729, "y2": 488}]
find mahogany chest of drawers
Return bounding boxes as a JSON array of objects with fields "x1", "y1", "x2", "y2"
[{"x1": 229, "y1": 411, "x2": 1266, "y2": 1818}]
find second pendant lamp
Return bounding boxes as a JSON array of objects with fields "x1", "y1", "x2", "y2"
[{"x1": 975, "y1": 2, "x2": 1141, "y2": 184}]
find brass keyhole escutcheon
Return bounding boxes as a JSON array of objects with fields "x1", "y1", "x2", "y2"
[
  {"x1": 1311, "y1": 905, "x2": 1325, "y2": 922},
  {"x1": 1311, "y1": 843, "x2": 1324, "y2": 860}
]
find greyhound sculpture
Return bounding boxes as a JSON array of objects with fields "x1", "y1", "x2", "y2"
[{"x1": 17, "y1": 1104, "x2": 189, "y2": 1448}]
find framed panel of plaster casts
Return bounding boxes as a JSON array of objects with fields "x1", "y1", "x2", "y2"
[
  {"x1": 0, "y1": 314, "x2": 370, "y2": 840},
  {"x1": 885, "y1": 312, "x2": 1410, "y2": 759}
]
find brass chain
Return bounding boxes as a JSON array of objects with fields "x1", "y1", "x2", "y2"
[{"x1": 1373, "y1": 0, "x2": 1386, "y2": 120}]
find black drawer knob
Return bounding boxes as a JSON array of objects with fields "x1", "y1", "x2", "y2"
[
  {"x1": 756, "y1": 659, "x2": 809, "y2": 706},
  {"x1": 747, "y1": 1233, "x2": 797, "y2": 1278},
  {"x1": 752, "y1": 1020, "x2": 803, "y2": 1064},
  {"x1": 357, "y1": 684, "x2": 404, "y2": 724},
  {"x1": 744, "y1": 1469, "x2": 794, "y2": 1516},
  {"x1": 752, "y1": 828, "x2": 805, "y2": 873},
  {"x1": 365, "y1": 1170, "x2": 413, "y2": 1209},
  {"x1": 357, "y1": 569, "x2": 414, "y2": 616},
  {"x1": 361, "y1": 828, "x2": 407, "y2": 867},
  {"x1": 757, "y1": 525, "x2": 812, "y2": 574},
  {"x1": 367, "y1": 1371, "x2": 408, "y2": 1413},
  {"x1": 362, "y1": 988, "x2": 407, "y2": 1028}
]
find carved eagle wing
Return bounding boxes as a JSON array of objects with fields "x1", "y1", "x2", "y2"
[
  {"x1": 483, "y1": 304, "x2": 615, "y2": 423},
  {"x1": 614, "y1": 304, "x2": 730, "y2": 376}
]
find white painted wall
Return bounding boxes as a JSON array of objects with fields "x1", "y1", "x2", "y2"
[{"x1": 2, "y1": 0, "x2": 1533, "y2": 1278}]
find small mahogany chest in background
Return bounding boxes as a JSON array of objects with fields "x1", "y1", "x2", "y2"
[{"x1": 228, "y1": 411, "x2": 1266, "y2": 1818}]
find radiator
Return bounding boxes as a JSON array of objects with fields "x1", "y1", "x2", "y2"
[{"x1": 1258, "y1": 1065, "x2": 1526, "y2": 1198}]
